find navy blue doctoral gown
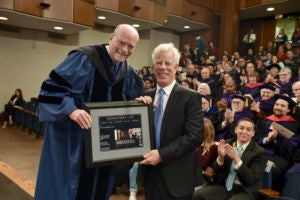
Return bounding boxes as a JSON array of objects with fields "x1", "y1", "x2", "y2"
[{"x1": 34, "y1": 46, "x2": 144, "y2": 200}]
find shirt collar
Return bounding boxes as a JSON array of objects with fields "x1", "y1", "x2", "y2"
[
  {"x1": 237, "y1": 141, "x2": 250, "y2": 151},
  {"x1": 156, "y1": 80, "x2": 176, "y2": 96}
]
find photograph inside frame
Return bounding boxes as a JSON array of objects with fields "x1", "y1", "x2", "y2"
[{"x1": 99, "y1": 114, "x2": 143, "y2": 151}]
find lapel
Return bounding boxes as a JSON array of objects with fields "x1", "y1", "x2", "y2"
[
  {"x1": 160, "y1": 83, "x2": 181, "y2": 134},
  {"x1": 240, "y1": 140, "x2": 255, "y2": 164}
]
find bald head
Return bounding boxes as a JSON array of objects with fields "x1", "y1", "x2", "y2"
[{"x1": 108, "y1": 24, "x2": 139, "y2": 63}]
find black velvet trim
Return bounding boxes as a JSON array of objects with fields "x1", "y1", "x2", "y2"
[
  {"x1": 49, "y1": 70, "x2": 72, "y2": 89},
  {"x1": 38, "y1": 95, "x2": 63, "y2": 104},
  {"x1": 41, "y1": 82, "x2": 68, "y2": 93}
]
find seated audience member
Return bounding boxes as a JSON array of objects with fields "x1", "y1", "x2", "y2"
[
  {"x1": 181, "y1": 79, "x2": 193, "y2": 89},
  {"x1": 277, "y1": 45, "x2": 287, "y2": 62},
  {"x1": 201, "y1": 95, "x2": 219, "y2": 129},
  {"x1": 216, "y1": 79, "x2": 239, "y2": 105},
  {"x1": 200, "y1": 67, "x2": 218, "y2": 94},
  {"x1": 277, "y1": 67, "x2": 294, "y2": 97},
  {"x1": 263, "y1": 52, "x2": 273, "y2": 67},
  {"x1": 255, "y1": 94, "x2": 299, "y2": 192},
  {"x1": 264, "y1": 63, "x2": 281, "y2": 85},
  {"x1": 198, "y1": 82, "x2": 211, "y2": 95},
  {"x1": 250, "y1": 84, "x2": 277, "y2": 118},
  {"x1": 244, "y1": 48, "x2": 255, "y2": 64},
  {"x1": 255, "y1": 58, "x2": 268, "y2": 82},
  {"x1": 197, "y1": 118, "x2": 218, "y2": 186},
  {"x1": 240, "y1": 72, "x2": 263, "y2": 99},
  {"x1": 2, "y1": 88, "x2": 25, "y2": 129},
  {"x1": 284, "y1": 50, "x2": 299, "y2": 76},
  {"x1": 193, "y1": 118, "x2": 267, "y2": 200},
  {"x1": 292, "y1": 81, "x2": 300, "y2": 105},
  {"x1": 143, "y1": 78, "x2": 154, "y2": 90},
  {"x1": 266, "y1": 41, "x2": 276, "y2": 55},
  {"x1": 216, "y1": 94, "x2": 255, "y2": 141}
]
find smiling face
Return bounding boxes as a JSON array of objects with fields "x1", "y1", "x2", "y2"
[
  {"x1": 273, "y1": 99, "x2": 290, "y2": 117},
  {"x1": 108, "y1": 25, "x2": 139, "y2": 63},
  {"x1": 152, "y1": 50, "x2": 178, "y2": 88},
  {"x1": 235, "y1": 119, "x2": 255, "y2": 145},
  {"x1": 260, "y1": 88, "x2": 274, "y2": 100}
]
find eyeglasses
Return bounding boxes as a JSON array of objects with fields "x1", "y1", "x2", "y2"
[{"x1": 231, "y1": 101, "x2": 242, "y2": 105}]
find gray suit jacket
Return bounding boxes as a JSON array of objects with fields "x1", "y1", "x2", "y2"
[{"x1": 144, "y1": 83, "x2": 204, "y2": 198}]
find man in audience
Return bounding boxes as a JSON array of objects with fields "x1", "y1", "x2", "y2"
[
  {"x1": 216, "y1": 94, "x2": 255, "y2": 140},
  {"x1": 277, "y1": 67, "x2": 294, "y2": 97},
  {"x1": 255, "y1": 94, "x2": 299, "y2": 192},
  {"x1": 193, "y1": 118, "x2": 267, "y2": 200}
]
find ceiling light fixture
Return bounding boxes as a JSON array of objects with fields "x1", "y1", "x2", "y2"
[
  {"x1": 267, "y1": 7, "x2": 274, "y2": 12},
  {"x1": 184, "y1": 26, "x2": 190, "y2": 29},
  {"x1": 0, "y1": 16, "x2": 8, "y2": 20},
  {"x1": 132, "y1": 24, "x2": 140, "y2": 28},
  {"x1": 54, "y1": 26, "x2": 63, "y2": 30},
  {"x1": 98, "y1": 16, "x2": 106, "y2": 20}
]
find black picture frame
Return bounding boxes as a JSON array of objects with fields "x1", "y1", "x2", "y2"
[{"x1": 84, "y1": 101, "x2": 153, "y2": 167}]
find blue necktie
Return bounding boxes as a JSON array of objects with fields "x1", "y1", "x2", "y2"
[
  {"x1": 155, "y1": 89, "x2": 165, "y2": 149},
  {"x1": 226, "y1": 145, "x2": 243, "y2": 191}
]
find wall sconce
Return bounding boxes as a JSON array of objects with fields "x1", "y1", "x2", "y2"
[
  {"x1": 133, "y1": 6, "x2": 141, "y2": 11},
  {"x1": 191, "y1": 11, "x2": 196, "y2": 16}
]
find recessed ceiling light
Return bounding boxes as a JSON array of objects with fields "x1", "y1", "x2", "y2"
[
  {"x1": 267, "y1": 7, "x2": 274, "y2": 11},
  {"x1": 132, "y1": 24, "x2": 140, "y2": 28},
  {"x1": 98, "y1": 16, "x2": 106, "y2": 20},
  {"x1": 184, "y1": 26, "x2": 190, "y2": 29},
  {"x1": 54, "y1": 26, "x2": 63, "y2": 30},
  {"x1": 0, "y1": 16, "x2": 8, "y2": 21},
  {"x1": 164, "y1": 19, "x2": 168, "y2": 23}
]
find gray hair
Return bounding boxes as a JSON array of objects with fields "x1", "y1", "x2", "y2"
[{"x1": 152, "y1": 43, "x2": 180, "y2": 65}]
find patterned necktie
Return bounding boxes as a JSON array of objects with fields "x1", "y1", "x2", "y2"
[
  {"x1": 154, "y1": 89, "x2": 165, "y2": 149},
  {"x1": 226, "y1": 145, "x2": 243, "y2": 191}
]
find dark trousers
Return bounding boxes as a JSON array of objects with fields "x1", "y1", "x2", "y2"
[
  {"x1": 193, "y1": 185, "x2": 254, "y2": 200},
  {"x1": 145, "y1": 167, "x2": 192, "y2": 200}
]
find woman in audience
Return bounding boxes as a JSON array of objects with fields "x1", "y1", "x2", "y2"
[
  {"x1": 2, "y1": 88, "x2": 25, "y2": 129},
  {"x1": 240, "y1": 72, "x2": 263, "y2": 98},
  {"x1": 197, "y1": 118, "x2": 218, "y2": 186}
]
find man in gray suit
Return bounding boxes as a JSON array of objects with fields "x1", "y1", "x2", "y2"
[
  {"x1": 193, "y1": 118, "x2": 267, "y2": 200},
  {"x1": 137, "y1": 43, "x2": 204, "y2": 200}
]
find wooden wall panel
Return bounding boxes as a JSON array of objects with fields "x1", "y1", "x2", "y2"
[
  {"x1": 261, "y1": 19, "x2": 276, "y2": 47},
  {"x1": 43, "y1": 0, "x2": 73, "y2": 22},
  {"x1": 14, "y1": 0, "x2": 43, "y2": 17},
  {"x1": 95, "y1": 0, "x2": 119, "y2": 11},
  {"x1": 153, "y1": 3, "x2": 166, "y2": 24},
  {"x1": 0, "y1": 0, "x2": 13, "y2": 9},
  {"x1": 134, "y1": 0, "x2": 154, "y2": 21},
  {"x1": 73, "y1": 0, "x2": 95, "y2": 27}
]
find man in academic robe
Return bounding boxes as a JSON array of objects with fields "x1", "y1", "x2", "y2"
[
  {"x1": 255, "y1": 94, "x2": 299, "y2": 192},
  {"x1": 216, "y1": 94, "x2": 255, "y2": 141},
  {"x1": 34, "y1": 24, "x2": 144, "y2": 200}
]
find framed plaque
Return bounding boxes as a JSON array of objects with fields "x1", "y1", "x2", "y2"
[{"x1": 84, "y1": 101, "x2": 153, "y2": 167}]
